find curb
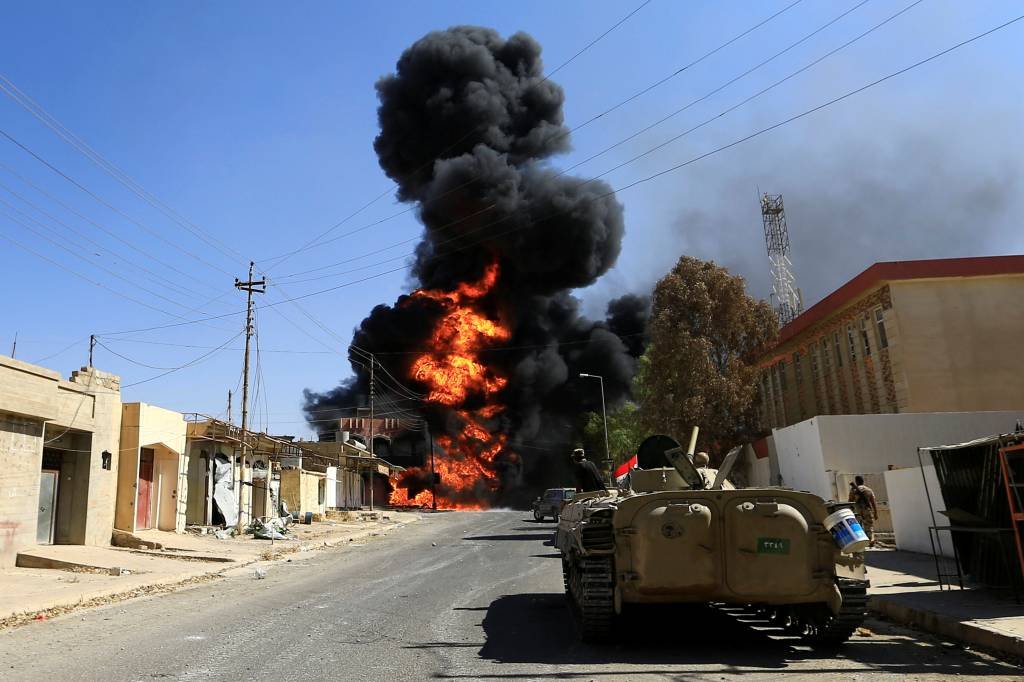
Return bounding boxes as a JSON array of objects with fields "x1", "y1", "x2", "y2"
[
  {"x1": 0, "y1": 516, "x2": 418, "y2": 629},
  {"x1": 869, "y1": 595, "x2": 1024, "y2": 660}
]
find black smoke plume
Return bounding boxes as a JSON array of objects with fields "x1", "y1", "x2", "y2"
[{"x1": 304, "y1": 26, "x2": 647, "y2": 505}]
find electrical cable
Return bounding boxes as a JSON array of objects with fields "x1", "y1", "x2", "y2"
[
  {"x1": 94, "y1": 14, "x2": 1024, "y2": 335},
  {"x1": 0, "y1": 160, "x2": 223, "y2": 296},
  {"x1": 0, "y1": 73, "x2": 247, "y2": 265},
  {"x1": 258, "y1": 0, "x2": 667, "y2": 270},
  {"x1": 275, "y1": 0, "x2": 907, "y2": 285},
  {"x1": 0, "y1": 128, "x2": 236, "y2": 279},
  {"x1": 120, "y1": 330, "x2": 244, "y2": 388}
]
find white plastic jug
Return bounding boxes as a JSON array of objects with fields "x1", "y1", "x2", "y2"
[{"x1": 823, "y1": 508, "x2": 869, "y2": 553}]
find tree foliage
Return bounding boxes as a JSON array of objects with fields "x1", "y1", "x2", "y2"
[
  {"x1": 637, "y1": 256, "x2": 778, "y2": 461},
  {"x1": 581, "y1": 402, "x2": 646, "y2": 474}
]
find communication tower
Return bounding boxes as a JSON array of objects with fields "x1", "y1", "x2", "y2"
[{"x1": 760, "y1": 193, "x2": 803, "y2": 325}]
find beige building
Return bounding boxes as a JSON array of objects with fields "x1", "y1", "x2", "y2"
[
  {"x1": 0, "y1": 356, "x2": 121, "y2": 567},
  {"x1": 759, "y1": 255, "x2": 1024, "y2": 429},
  {"x1": 115, "y1": 403, "x2": 188, "y2": 534}
]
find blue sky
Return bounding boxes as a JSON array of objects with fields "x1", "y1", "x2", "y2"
[{"x1": 2, "y1": 1, "x2": 1021, "y2": 438}]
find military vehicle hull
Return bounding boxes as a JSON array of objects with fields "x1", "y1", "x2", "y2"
[{"x1": 555, "y1": 486, "x2": 868, "y2": 644}]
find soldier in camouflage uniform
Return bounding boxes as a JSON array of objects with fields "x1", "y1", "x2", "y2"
[{"x1": 848, "y1": 475, "x2": 878, "y2": 547}]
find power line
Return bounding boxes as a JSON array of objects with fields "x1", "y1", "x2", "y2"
[
  {"x1": 263, "y1": 6, "x2": 1014, "y2": 298},
  {"x1": 273, "y1": 0, "x2": 895, "y2": 286},
  {"x1": 0, "y1": 73, "x2": 247, "y2": 265},
  {"x1": 0, "y1": 199, "x2": 238, "y2": 329},
  {"x1": 0, "y1": 128, "x2": 236, "y2": 278},
  {"x1": 0, "y1": 228, "x2": 193, "y2": 318},
  {"x1": 94, "y1": 14, "x2": 1023, "y2": 336},
  {"x1": 0, "y1": 161, "x2": 226, "y2": 299},
  {"x1": 258, "y1": 0, "x2": 665, "y2": 270},
  {"x1": 120, "y1": 330, "x2": 243, "y2": 389},
  {"x1": 0, "y1": 177, "x2": 234, "y2": 311}
]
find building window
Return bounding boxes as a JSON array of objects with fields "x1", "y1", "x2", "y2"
[
  {"x1": 847, "y1": 324, "x2": 857, "y2": 361},
  {"x1": 777, "y1": 360, "x2": 787, "y2": 390},
  {"x1": 793, "y1": 352, "x2": 802, "y2": 384},
  {"x1": 874, "y1": 307, "x2": 889, "y2": 349},
  {"x1": 821, "y1": 339, "x2": 831, "y2": 372},
  {"x1": 860, "y1": 317, "x2": 872, "y2": 357},
  {"x1": 833, "y1": 331, "x2": 843, "y2": 368},
  {"x1": 810, "y1": 346, "x2": 819, "y2": 380}
]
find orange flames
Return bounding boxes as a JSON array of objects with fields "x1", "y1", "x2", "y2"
[{"x1": 389, "y1": 262, "x2": 513, "y2": 510}]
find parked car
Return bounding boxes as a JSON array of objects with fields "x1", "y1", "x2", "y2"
[{"x1": 532, "y1": 488, "x2": 576, "y2": 521}]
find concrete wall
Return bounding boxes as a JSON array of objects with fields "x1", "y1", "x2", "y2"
[
  {"x1": 0, "y1": 358, "x2": 121, "y2": 566},
  {"x1": 770, "y1": 418, "x2": 831, "y2": 497},
  {"x1": 885, "y1": 464, "x2": 953, "y2": 558},
  {"x1": 0, "y1": 413, "x2": 45, "y2": 566},
  {"x1": 773, "y1": 411, "x2": 1022, "y2": 502},
  {"x1": 325, "y1": 466, "x2": 338, "y2": 508},
  {"x1": 890, "y1": 276, "x2": 1024, "y2": 413}
]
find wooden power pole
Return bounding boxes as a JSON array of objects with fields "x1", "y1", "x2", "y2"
[{"x1": 234, "y1": 262, "x2": 265, "y2": 530}]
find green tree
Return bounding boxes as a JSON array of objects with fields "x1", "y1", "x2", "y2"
[
  {"x1": 581, "y1": 402, "x2": 646, "y2": 476},
  {"x1": 638, "y1": 256, "x2": 778, "y2": 461}
]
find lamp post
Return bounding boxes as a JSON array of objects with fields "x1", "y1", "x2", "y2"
[{"x1": 579, "y1": 373, "x2": 611, "y2": 485}]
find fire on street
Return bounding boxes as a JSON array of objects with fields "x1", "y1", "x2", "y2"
[{"x1": 0, "y1": 511, "x2": 1019, "y2": 681}]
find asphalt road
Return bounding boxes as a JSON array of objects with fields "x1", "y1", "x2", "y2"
[{"x1": 1, "y1": 510, "x2": 1020, "y2": 681}]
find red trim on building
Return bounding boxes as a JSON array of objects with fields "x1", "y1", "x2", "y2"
[{"x1": 776, "y1": 255, "x2": 1024, "y2": 347}]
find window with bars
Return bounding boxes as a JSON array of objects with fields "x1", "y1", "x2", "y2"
[
  {"x1": 860, "y1": 317, "x2": 872, "y2": 357},
  {"x1": 821, "y1": 338, "x2": 831, "y2": 372},
  {"x1": 810, "y1": 346, "x2": 819, "y2": 380},
  {"x1": 793, "y1": 352, "x2": 803, "y2": 384},
  {"x1": 833, "y1": 331, "x2": 843, "y2": 368},
  {"x1": 874, "y1": 307, "x2": 889, "y2": 349},
  {"x1": 777, "y1": 360, "x2": 787, "y2": 390},
  {"x1": 847, "y1": 324, "x2": 857, "y2": 361}
]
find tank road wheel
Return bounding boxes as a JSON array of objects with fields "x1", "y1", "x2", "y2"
[
  {"x1": 561, "y1": 556, "x2": 571, "y2": 595},
  {"x1": 533, "y1": 509, "x2": 544, "y2": 522},
  {"x1": 568, "y1": 554, "x2": 615, "y2": 642},
  {"x1": 799, "y1": 579, "x2": 869, "y2": 647}
]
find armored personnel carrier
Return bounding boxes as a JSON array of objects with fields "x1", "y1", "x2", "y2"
[{"x1": 555, "y1": 432, "x2": 868, "y2": 645}]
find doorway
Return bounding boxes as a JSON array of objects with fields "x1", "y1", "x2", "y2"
[
  {"x1": 36, "y1": 470, "x2": 59, "y2": 544},
  {"x1": 136, "y1": 448, "x2": 155, "y2": 530}
]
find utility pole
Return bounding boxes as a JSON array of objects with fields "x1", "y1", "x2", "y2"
[
  {"x1": 227, "y1": 390, "x2": 233, "y2": 424},
  {"x1": 88, "y1": 335, "x2": 95, "y2": 368},
  {"x1": 235, "y1": 261, "x2": 266, "y2": 531},
  {"x1": 429, "y1": 427, "x2": 437, "y2": 511},
  {"x1": 10, "y1": 331, "x2": 16, "y2": 358},
  {"x1": 369, "y1": 356, "x2": 375, "y2": 512}
]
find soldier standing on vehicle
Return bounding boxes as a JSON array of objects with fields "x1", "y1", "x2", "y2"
[
  {"x1": 693, "y1": 451, "x2": 717, "y2": 489},
  {"x1": 848, "y1": 475, "x2": 878, "y2": 547},
  {"x1": 572, "y1": 448, "x2": 607, "y2": 493}
]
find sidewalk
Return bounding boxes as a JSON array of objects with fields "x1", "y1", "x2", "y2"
[
  {"x1": 867, "y1": 548, "x2": 1024, "y2": 659},
  {"x1": 0, "y1": 510, "x2": 419, "y2": 629}
]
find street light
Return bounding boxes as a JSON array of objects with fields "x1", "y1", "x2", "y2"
[{"x1": 579, "y1": 373, "x2": 612, "y2": 486}]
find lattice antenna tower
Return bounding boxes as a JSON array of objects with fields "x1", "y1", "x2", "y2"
[{"x1": 760, "y1": 193, "x2": 803, "y2": 325}]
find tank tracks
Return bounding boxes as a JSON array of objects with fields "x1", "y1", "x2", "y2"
[
  {"x1": 801, "y1": 577, "x2": 869, "y2": 646},
  {"x1": 762, "y1": 577, "x2": 868, "y2": 646},
  {"x1": 564, "y1": 553, "x2": 615, "y2": 641}
]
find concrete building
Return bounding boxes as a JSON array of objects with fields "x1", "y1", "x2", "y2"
[
  {"x1": 115, "y1": 403, "x2": 187, "y2": 534},
  {"x1": 0, "y1": 356, "x2": 121, "y2": 567},
  {"x1": 758, "y1": 256, "x2": 1024, "y2": 429}
]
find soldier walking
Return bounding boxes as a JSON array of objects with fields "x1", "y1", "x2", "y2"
[{"x1": 848, "y1": 475, "x2": 878, "y2": 547}]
